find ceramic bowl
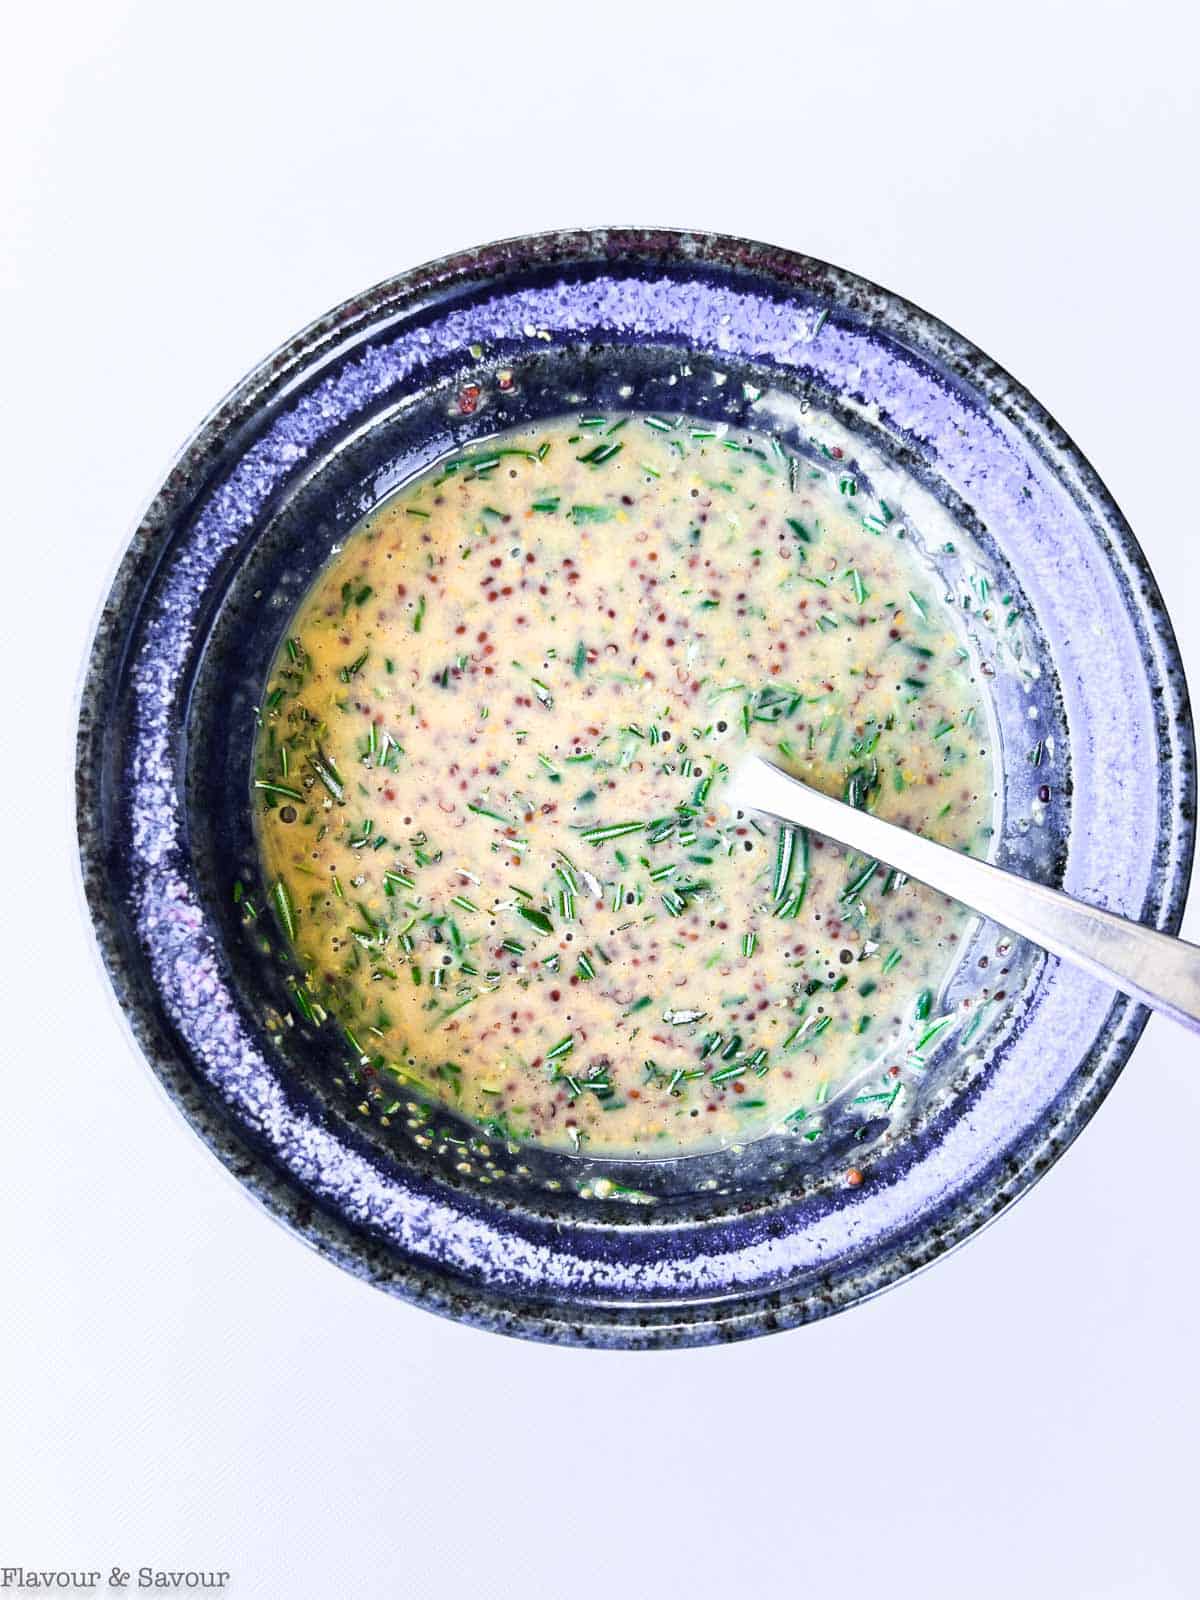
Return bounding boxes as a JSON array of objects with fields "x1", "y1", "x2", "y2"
[{"x1": 76, "y1": 229, "x2": 1194, "y2": 1346}]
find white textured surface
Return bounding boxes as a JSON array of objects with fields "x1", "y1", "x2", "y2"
[{"x1": 5, "y1": 2, "x2": 1199, "y2": 1597}]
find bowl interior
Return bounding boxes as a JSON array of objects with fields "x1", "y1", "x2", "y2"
[{"x1": 191, "y1": 340, "x2": 1053, "y2": 1214}]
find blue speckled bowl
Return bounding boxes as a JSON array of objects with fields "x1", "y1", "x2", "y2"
[{"x1": 76, "y1": 229, "x2": 1194, "y2": 1347}]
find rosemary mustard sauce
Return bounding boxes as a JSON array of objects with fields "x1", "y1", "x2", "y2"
[{"x1": 253, "y1": 413, "x2": 994, "y2": 1155}]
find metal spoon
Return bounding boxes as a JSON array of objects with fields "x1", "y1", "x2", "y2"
[{"x1": 732, "y1": 753, "x2": 1200, "y2": 1034}]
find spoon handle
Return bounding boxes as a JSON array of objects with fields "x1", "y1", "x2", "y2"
[{"x1": 736, "y1": 755, "x2": 1200, "y2": 1034}]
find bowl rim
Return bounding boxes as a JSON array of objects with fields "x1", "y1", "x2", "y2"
[{"x1": 75, "y1": 225, "x2": 1196, "y2": 1347}]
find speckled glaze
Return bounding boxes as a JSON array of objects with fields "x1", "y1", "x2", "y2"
[{"x1": 76, "y1": 229, "x2": 1194, "y2": 1347}]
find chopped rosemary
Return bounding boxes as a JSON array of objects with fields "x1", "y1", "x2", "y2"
[{"x1": 251, "y1": 409, "x2": 993, "y2": 1158}]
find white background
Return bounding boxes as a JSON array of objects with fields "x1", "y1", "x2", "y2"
[{"x1": 4, "y1": 2, "x2": 1199, "y2": 1595}]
